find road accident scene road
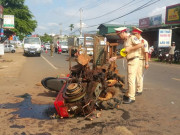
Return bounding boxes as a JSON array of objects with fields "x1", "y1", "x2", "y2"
[{"x1": 0, "y1": 0, "x2": 180, "y2": 135}]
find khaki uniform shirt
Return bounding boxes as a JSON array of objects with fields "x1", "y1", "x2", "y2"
[
  {"x1": 124, "y1": 35, "x2": 141, "y2": 60},
  {"x1": 169, "y1": 46, "x2": 176, "y2": 55},
  {"x1": 139, "y1": 37, "x2": 149, "y2": 59}
]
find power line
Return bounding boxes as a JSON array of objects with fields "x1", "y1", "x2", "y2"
[
  {"x1": 70, "y1": 28, "x2": 80, "y2": 35},
  {"x1": 83, "y1": 0, "x2": 135, "y2": 21},
  {"x1": 83, "y1": 0, "x2": 160, "y2": 28},
  {"x1": 81, "y1": 0, "x2": 108, "y2": 10}
]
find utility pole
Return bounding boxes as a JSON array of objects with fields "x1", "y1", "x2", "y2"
[
  {"x1": 59, "y1": 23, "x2": 62, "y2": 36},
  {"x1": 124, "y1": 21, "x2": 126, "y2": 27},
  {"x1": 80, "y1": 8, "x2": 83, "y2": 37}
]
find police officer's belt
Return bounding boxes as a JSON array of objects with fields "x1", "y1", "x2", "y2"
[{"x1": 127, "y1": 56, "x2": 139, "y2": 61}]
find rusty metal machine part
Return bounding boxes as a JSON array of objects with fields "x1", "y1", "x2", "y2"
[
  {"x1": 52, "y1": 34, "x2": 126, "y2": 118},
  {"x1": 63, "y1": 83, "x2": 86, "y2": 103}
]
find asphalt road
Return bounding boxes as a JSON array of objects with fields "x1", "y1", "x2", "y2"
[{"x1": 18, "y1": 51, "x2": 180, "y2": 134}]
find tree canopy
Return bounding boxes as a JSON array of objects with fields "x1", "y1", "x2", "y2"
[
  {"x1": 40, "y1": 33, "x2": 53, "y2": 44},
  {"x1": 0, "y1": 0, "x2": 37, "y2": 40},
  {"x1": 69, "y1": 24, "x2": 74, "y2": 31}
]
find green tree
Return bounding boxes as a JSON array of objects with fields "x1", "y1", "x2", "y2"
[
  {"x1": 69, "y1": 24, "x2": 74, "y2": 31},
  {"x1": 0, "y1": 0, "x2": 37, "y2": 40},
  {"x1": 40, "y1": 33, "x2": 53, "y2": 43}
]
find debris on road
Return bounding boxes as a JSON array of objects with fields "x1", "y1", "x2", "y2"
[{"x1": 41, "y1": 35, "x2": 126, "y2": 119}]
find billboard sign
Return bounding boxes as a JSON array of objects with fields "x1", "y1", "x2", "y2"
[
  {"x1": 3, "y1": 15, "x2": 14, "y2": 29},
  {"x1": 139, "y1": 17, "x2": 149, "y2": 28},
  {"x1": 165, "y1": 4, "x2": 180, "y2": 24},
  {"x1": 149, "y1": 14, "x2": 162, "y2": 26},
  {"x1": 0, "y1": 5, "x2": 3, "y2": 18},
  {"x1": 139, "y1": 14, "x2": 162, "y2": 28},
  {"x1": 158, "y1": 29, "x2": 172, "y2": 48}
]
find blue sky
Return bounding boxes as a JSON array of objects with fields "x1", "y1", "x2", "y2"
[{"x1": 25, "y1": 0, "x2": 180, "y2": 35}]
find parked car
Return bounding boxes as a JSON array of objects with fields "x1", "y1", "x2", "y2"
[
  {"x1": 23, "y1": 37, "x2": 41, "y2": 56},
  {"x1": 44, "y1": 43, "x2": 50, "y2": 50},
  {"x1": 4, "y1": 44, "x2": 16, "y2": 53}
]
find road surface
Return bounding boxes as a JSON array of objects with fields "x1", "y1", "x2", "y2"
[{"x1": 0, "y1": 51, "x2": 179, "y2": 135}]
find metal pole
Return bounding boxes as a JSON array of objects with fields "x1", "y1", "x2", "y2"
[
  {"x1": 59, "y1": 23, "x2": 62, "y2": 35},
  {"x1": 80, "y1": 8, "x2": 83, "y2": 37}
]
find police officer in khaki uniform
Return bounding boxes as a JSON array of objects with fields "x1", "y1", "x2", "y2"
[
  {"x1": 50, "y1": 43, "x2": 54, "y2": 57},
  {"x1": 110, "y1": 27, "x2": 144, "y2": 104},
  {"x1": 131, "y1": 27, "x2": 149, "y2": 96}
]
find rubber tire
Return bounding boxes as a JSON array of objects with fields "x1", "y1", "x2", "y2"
[
  {"x1": 37, "y1": 53, "x2": 41, "y2": 57},
  {"x1": 11, "y1": 50, "x2": 15, "y2": 53}
]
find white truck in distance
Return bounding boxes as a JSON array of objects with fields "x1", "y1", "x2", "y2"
[{"x1": 23, "y1": 37, "x2": 41, "y2": 56}]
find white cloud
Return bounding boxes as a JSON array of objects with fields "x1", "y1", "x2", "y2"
[
  {"x1": 47, "y1": 23, "x2": 59, "y2": 27},
  {"x1": 37, "y1": 26, "x2": 47, "y2": 30},
  {"x1": 148, "y1": 7, "x2": 166, "y2": 17}
]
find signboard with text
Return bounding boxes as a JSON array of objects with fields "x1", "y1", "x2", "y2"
[
  {"x1": 139, "y1": 14, "x2": 162, "y2": 28},
  {"x1": 3, "y1": 15, "x2": 14, "y2": 29},
  {"x1": 149, "y1": 14, "x2": 162, "y2": 26},
  {"x1": 165, "y1": 4, "x2": 180, "y2": 24},
  {"x1": 139, "y1": 17, "x2": 149, "y2": 28},
  {"x1": 158, "y1": 29, "x2": 172, "y2": 48}
]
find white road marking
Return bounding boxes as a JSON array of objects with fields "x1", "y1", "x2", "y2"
[
  {"x1": 41, "y1": 55, "x2": 58, "y2": 70},
  {"x1": 172, "y1": 78, "x2": 180, "y2": 81}
]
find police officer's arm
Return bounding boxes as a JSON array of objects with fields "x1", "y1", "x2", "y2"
[
  {"x1": 145, "y1": 52, "x2": 149, "y2": 69},
  {"x1": 144, "y1": 40, "x2": 149, "y2": 69},
  {"x1": 126, "y1": 43, "x2": 143, "y2": 53},
  {"x1": 125, "y1": 36, "x2": 143, "y2": 53},
  {"x1": 109, "y1": 55, "x2": 123, "y2": 62}
]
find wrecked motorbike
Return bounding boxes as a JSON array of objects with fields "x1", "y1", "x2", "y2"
[{"x1": 41, "y1": 35, "x2": 126, "y2": 118}]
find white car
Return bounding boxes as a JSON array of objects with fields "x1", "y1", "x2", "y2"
[
  {"x1": 44, "y1": 44, "x2": 50, "y2": 50},
  {"x1": 4, "y1": 44, "x2": 16, "y2": 53}
]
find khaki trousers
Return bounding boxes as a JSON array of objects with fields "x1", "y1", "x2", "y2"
[
  {"x1": 126, "y1": 58, "x2": 139, "y2": 100},
  {"x1": 136, "y1": 59, "x2": 144, "y2": 93}
]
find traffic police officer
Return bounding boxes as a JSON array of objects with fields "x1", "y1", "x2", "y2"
[
  {"x1": 110, "y1": 27, "x2": 144, "y2": 104},
  {"x1": 132, "y1": 27, "x2": 149, "y2": 96}
]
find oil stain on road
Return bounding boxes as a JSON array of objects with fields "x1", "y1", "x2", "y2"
[{"x1": 0, "y1": 93, "x2": 56, "y2": 119}]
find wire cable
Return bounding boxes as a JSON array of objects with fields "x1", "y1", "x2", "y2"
[
  {"x1": 83, "y1": 0, "x2": 135, "y2": 21},
  {"x1": 83, "y1": 0, "x2": 160, "y2": 28},
  {"x1": 81, "y1": 0, "x2": 108, "y2": 10}
]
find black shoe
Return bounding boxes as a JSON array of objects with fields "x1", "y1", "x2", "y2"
[
  {"x1": 136, "y1": 92, "x2": 142, "y2": 96},
  {"x1": 123, "y1": 97, "x2": 135, "y2": 104},
  {"x1": 123, "y1": 95, "x2": 129, "y2": 100}
]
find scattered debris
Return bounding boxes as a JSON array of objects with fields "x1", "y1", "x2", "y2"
[
  {"x1": 96, "y1": 112, "x2": 101, "y2": 118},
  {"x1": 36, "y1": 82, "x2": 42, "y2": 86},
  {"x1": 0, "y1": 59, "x2": 13, "y2": 62},
  {"x1": 50, "y1": 113, "x2": 60, "y2": 119},
  {"x1": 85, "y1": 117, "x2": 93, "y2": 121}
]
